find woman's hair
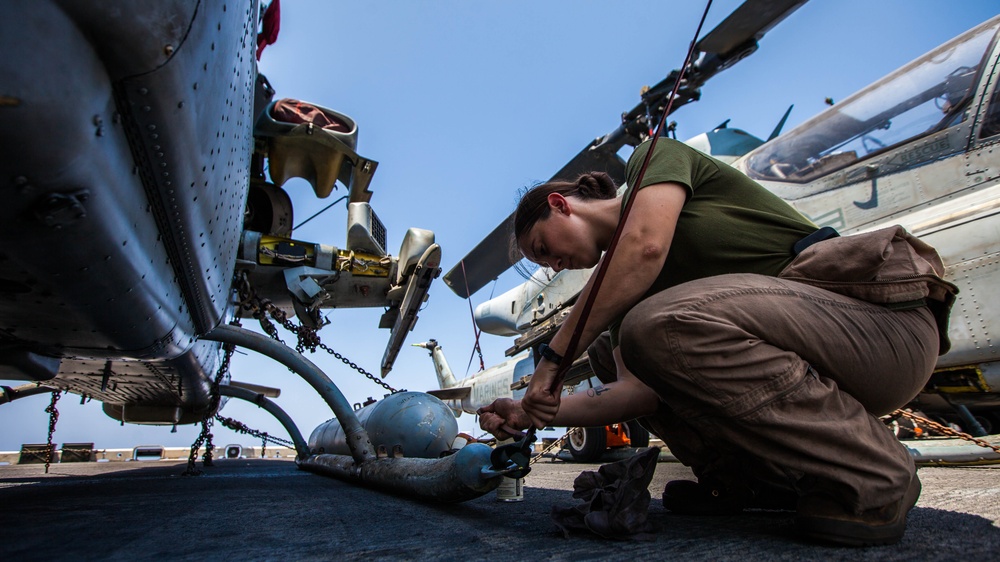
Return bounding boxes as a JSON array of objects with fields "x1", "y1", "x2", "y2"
[{"x1": 512, "y1": 171, "x2": 617, "y2": 250}]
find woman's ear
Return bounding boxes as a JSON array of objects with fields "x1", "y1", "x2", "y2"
[{"x1": 546, "y1": 192, "x2": 571, "y2": 216}]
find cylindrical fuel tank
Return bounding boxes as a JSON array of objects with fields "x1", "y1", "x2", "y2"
[{"x1": 308, "y1": 391, "x2": 458, "y2": 459}]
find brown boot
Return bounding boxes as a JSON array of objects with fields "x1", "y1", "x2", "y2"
[{"x1": 795, "y1": 473, "x2": 921, "y2": 546}]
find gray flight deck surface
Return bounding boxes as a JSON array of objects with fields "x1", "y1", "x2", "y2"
[{"x1": 1, "y1": 457, "x2": 997, "y2": 560}]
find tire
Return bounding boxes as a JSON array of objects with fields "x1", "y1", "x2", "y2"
[
  {"x1": 971, "y1": 416, "x2": 991, "y2": 435},
  {"x1": 567, "y1": 427, "x2": 606, "y2": 462},
  {"x1": 625, "y1": 420, "x2": 650, "y2": 448},
  {"x1": 890, "y1": 416, "x2": 919, "y2": 440}
]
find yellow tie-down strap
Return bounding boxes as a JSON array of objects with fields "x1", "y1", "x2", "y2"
[{"x1": 335, "y1": 250, "x2": 391, "y2": 277}]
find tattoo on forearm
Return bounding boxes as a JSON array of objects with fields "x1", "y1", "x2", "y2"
[{"x1": 586, "y1": 385, "x2": 610, "y2": 398}]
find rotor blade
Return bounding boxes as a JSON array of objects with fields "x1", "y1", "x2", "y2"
[
  {"x1": 227, "y1": 380, "x2": 281, "y2": 398},
  {"x1": 695, "y1": 0, "x2": 808, "y2": 57},
  {"x1": 426, "y1": 387, "x2": 471, "y2": 400},
  {"x1": 628, "y1": 0, "x2": 808, "y2": 127},
  {"x1": 442, "y1": 140, "x2": 627, "y2": 299},
  {"x1": 549, "y1": 138, "x2": 628, "y2": 184},
  {"x1": 443, "y1": 216, "x2": 515, "y2": 299}
]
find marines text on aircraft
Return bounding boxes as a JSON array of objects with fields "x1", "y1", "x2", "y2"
[{"x1": 443, "y1": 6, "x2": 1000, "y2": 439}]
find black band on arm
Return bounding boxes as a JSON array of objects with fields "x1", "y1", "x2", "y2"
[{"x1": 539, "y1": 343, "x2": 564, "y2": 365}]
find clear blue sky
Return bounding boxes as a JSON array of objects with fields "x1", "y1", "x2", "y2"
[{"x1": 2, "y1": 1, "x2": 997, "y2": 452}]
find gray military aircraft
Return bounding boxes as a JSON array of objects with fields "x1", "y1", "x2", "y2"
[
  {"x1": 443, "y1": 5, "x2": 1000, "y2": 438},
  {"x1": 0, "y1": 1, "x2": 517, "y2": 502}
]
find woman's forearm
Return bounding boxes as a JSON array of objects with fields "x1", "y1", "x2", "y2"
[{"x1": 551, "y1": 379, "x2": 659, "y2": 428}]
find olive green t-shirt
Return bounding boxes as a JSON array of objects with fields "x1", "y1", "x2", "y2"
[{"x1": 609, "y1": 138, "x2": 817, "y2": 346}]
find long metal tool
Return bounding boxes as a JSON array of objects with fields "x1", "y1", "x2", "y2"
[{"x1": 300, "y1": 443, "x2": 502, "y2": 504}]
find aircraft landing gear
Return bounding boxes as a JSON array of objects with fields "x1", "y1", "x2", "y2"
[{"x1": 566, "y1": 420, "x2": 651, "y2": 462}]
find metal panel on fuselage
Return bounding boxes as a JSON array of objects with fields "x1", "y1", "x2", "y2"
[
  {"x1": 0, "y1": 1, "x2": 195, "y2": 359},
  {"x1": 0, "y1": 1, "x2": 256, "y2": 417},
  {"x1": 113, "y1": 0, "x2": 257, "y2": 335}
]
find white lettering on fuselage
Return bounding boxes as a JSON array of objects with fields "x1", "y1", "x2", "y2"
[{"x1": 471, "y1": 374, "x2": 513, "y2": 408}]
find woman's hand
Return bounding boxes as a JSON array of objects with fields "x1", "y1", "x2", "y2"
[
  {"x1": 477, "y1": 398, "x2": 532, "y2": 440},
  {"x1": 520, "y1": 358, "x2": 562, "y2": 428}
]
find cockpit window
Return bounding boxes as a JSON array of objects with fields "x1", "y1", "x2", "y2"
[{"x1": 747, "y1": 21, "x2": 998, "y2": 183}]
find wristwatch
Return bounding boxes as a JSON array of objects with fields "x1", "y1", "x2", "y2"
[{"x1": 538, "y1": 342, "x2": 564, "y2": 365}]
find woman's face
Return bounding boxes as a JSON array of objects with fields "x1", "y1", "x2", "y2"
[{"x1": 518, "y1": 196, "x2": 601, "y2": 272}]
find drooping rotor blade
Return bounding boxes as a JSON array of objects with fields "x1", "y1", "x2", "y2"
[
  {"x1": 382, "y1": 244, "x2": 442, "y2": 376},
  {"x1": 442, "y1": 139, "x2": 627, "y2": 298},
  {"x1": 695, "y1": 0, "x2": 808, "y2": 58},
  {"x1": 549, "y1": 137, "x2": 628, "y2": 184},
  {"x1": 443, "y1": 216, "x2": 515, "y2": 299},
  {"x1": 629, "y1": 0, "x2": 808, "y2": 122}
]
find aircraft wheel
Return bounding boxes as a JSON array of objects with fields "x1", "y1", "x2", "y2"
[
  {"x1": 625, "y1": 420, "x2": 650, "y2": 447},
  {"x1": 891, "y1": 416, "x2": 920, "y2": 440},
  {"x1": 567, "y1": 427, "x2": 606, "y2": 462},
  {"x1": 972, "y1": 414, "x2": 993, "y2": 435}
]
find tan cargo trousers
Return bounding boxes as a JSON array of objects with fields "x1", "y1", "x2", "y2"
[{"x1": 592, "y1": 273, "x2": 939, "y2": 512}]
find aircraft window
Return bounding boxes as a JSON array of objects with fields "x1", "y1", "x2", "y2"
[
  {"x1": 979, "y1": 61, "x2": 1000, "y2": 139},
  {"x1": 513, "y1": 357, "x2": 534, "y2": 382},
  {"x1": 748, "y1": 21, "x2": 998, "y2": 183},
  {"x1": 981, "y1": 85, "x2": 1000, "y2": 138}
]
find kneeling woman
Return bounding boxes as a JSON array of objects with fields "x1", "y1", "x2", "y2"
[{"x1": 478, "y1": 137, "x2": 955, "y2": 546}]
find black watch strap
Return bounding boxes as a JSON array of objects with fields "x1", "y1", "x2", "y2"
[{"x1": 539, "y1": 343, "x2": 563, "y2": 365}]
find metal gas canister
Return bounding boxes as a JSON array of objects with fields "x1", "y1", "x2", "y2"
[
  {"x1": 308, "y1": 391, "x2": 459, "y2": 458},
  {"x1": 495, "y1": 438, "x2": 524, "y2": 502}
]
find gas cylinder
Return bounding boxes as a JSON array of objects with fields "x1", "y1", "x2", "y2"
[{"x1": 308, "y1": 391, "x2": 459, "y2": 459}]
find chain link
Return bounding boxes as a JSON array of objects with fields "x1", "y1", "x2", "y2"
[
  {"x1": 183, "y1": 416, "x2": 212, "y2": 476},
  {"x1": 215, "y1": 414, "x2": 296, "y2": 451},
  {"x1": 43, "y1": 391, "x2": 61, "y2": 474},
  {"x1": 315, "y1": 341, "x2": 400, "y2": 394},
  {"x1": 235, "y1": 270, "x2": 403, "y2": 395},
  {"x1": 529, "y1": 432, "x2": 569, "y2": 465},
  {"x1": 889, "y1": 408, "x2": 1000, "y2": 455},
  {"x1": 184, "y1": 320, "x2": 239, "y2": 475}
]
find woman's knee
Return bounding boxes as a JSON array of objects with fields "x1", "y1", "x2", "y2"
[
  {"x1": 618, "y1": 275, "x2": 769, "y2": 371},
  {"x1": 616, "y1": 281, "x2": 797, "y2": 404},
  {"x1": 618, "y1": 300, "x2": 690, "y2": 386}
]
